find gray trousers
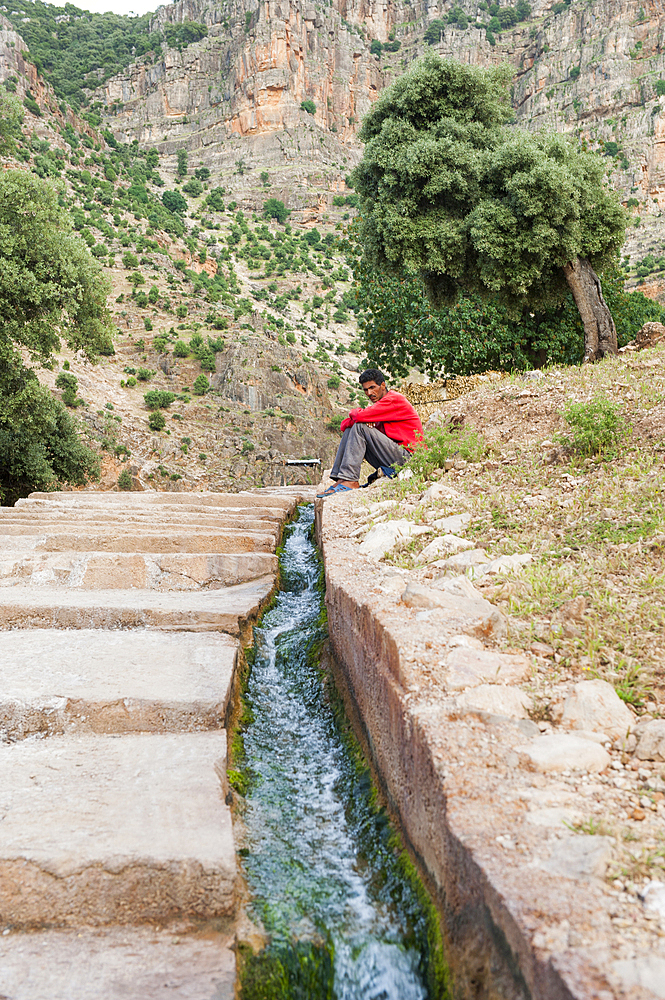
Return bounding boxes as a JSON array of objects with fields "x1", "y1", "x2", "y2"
[{"x1": 331, "y1": 423, "x2": 410, "y2": 481}]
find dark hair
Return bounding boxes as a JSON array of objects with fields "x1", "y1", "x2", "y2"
[{"x1": 359, "y1": 368, "x2": 386, "y2": 386}]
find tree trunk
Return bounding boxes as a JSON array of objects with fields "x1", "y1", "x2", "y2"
[{"x1": 563, "y1": 257, "x2": 617, "y2": 363}]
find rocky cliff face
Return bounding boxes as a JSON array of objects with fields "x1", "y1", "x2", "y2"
[{"x1": 93, "y1": 0, "x2": 665, "y2": 274}]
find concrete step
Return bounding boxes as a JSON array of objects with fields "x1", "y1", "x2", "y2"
[
  {"x1": 0, "y1": 529, "x2": 278, "y2": 553},
  {"x1": 21, "y1": 490, "x2": 300, "y2": 509},
  {"x1": 0, "y1": 925, "x2": 235, "y2": 1000},
  {"x1": 0, "y1": 732, "x2": 236, "y2": 928},
  {"x1": 0, "y1": 550, "x2": 277, "y2": 590},
  {"x1": 0, "y1": 513, "x2": 280, "y2": 531},
  {"x1": 0, "y1": 574, "x2": 273, "y2": 634},
  {"x1": 0, "y1": 629, "x2": 237, "y2": 740}
]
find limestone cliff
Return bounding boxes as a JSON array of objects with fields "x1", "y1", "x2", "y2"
[{"x1": 93, "y1": 0, "x2": 665, "y2": 273}]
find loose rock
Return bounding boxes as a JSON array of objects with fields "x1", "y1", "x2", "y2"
[
  {"x1": 517, "y1": 734, "x2": 611, "y2": 773},
  {"x1": 444, "y1": 646, "x2": 530, "y2": 690},
  {"x1": 431, "y1": 513, "x2": 471, "y2": 533},
  {"x1": 635, "y1": 719, "x2": 665, "y2": 761},
  {"x1": 402, "y1": 582, "x2": 507, "y2": 640},
  {"x1": 416, "y1": 534, "x2": 474, "y2": 563},
  {"x1": 561, "y1": 679, "x2": 635, "y2": 740},
  {"x1": 358, "y1": 519, "x2": 430, "y2": 560},
  {"x1": 457, "y1": 684, "x2": 532, "y2": 718}
]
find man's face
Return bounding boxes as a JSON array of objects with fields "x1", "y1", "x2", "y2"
[{"x1": 361, "y1": 379, "x2": 387, "y2": 403}]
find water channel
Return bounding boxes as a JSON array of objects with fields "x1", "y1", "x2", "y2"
[{"x1": 236, "y1": 504, "x2": 443, "y2": 1000}]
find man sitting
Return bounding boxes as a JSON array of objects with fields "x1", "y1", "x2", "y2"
[{"x1": 317, "y1": 368, "x2": 423, "y2": 498}]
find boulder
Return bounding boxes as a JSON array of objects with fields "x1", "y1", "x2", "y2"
[
  {"x1": 444, "y1": 646, "x2": 530, "y2": 690},
  {"x1": 484, "y1": 553, "x2": 533, "y2": 575},
  {"x1": 431, "y1": 513, "x2": 471, "y2": 533},
  {"x1": 457, "y1": 684, "x2": 532, "y2": 718},
  {"x1": 421, "y1": 481, "x2": 464, "y2": 502},
  {"x1": 402, "y1": 582, "x2": 506, "y2": 640},
  {"x1": 640, "y1": 880, "x2": 665, "y2": 920},
  {"x1": 561, "y1": 679, "x2": 634, "y2": 739},
  {"x1": 635, "y1": 321, "x2": 665, "y2": 350},
  {"x1": 517, "y1": 734, "x2": 610, "y2": 773},
  {"x1": 635, "y1": 719, "x2": 665, "y2": 761},
  {"x1": 358, "y1": 519, "x2": 430, "y2": 561},
  {"x1": 435, "y1": 549, "x2": 489, "y2": 573},
  {"x1": 416, "y1": 534, "x2": 474, "y2": 563}
]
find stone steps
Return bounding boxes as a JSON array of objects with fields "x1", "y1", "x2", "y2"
[
  {"x1": 0, "y1": 529, "x2": 278, "y2": 553},
  {"x1": 0, "y1": 550, "x2": 277, "y2": 589},
  {"x1": 0, "y1": 575, "x2": 274, "y2": 633},
  {"x1": 0, "y1": 732, "x2": 235, "y2": 927},
  {"x1": 0, "y1": 485, "x2": 316, "y2": 998},
  {"x1": 0, "y1": 629, "x2": 237, "y2": 739}
]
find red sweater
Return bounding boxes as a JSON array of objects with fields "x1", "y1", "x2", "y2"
[{"x1": 340, "y1": 390, "x2": 423, "y2": 451}]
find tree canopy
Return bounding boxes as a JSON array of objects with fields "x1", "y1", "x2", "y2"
[
  {"x1": 353, "y1": 55, "x2": 627, "y2": 360},
  {"x1": 0, "y1": 170, "x2": 112, "y2": 503},
  {"x1": 0, "y1": 87, "x2": 24, "y2": 157},
  {"x1": 353, "y1": 250, "x2": 664, "y2": 377},
  {"x1": 0, "y1": 169, "x2": 113, "y2": 363}
]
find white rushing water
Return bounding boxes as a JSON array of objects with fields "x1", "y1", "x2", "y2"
[{"x1": 240, "y1": 506, "x2": 429, "y2": 1000}]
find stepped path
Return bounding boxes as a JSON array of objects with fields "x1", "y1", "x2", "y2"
[{"x1": 0, "y1": 486, "x2": 314, "y2": 1000}]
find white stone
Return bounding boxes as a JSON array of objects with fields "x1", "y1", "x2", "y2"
[
  {"x1": 526, "y1": 807, "x2": 579, "y2": 828},
  {"x1": 421, "y1": 482, "x2": 464, "y2": 502},
  {"x1": 444, "y1": 647, "x2": 530, "y2": 690},
  {"x1": 435, "y1": 549, "x2": 489, "y2": 573},
  {"x1": 431, "y1": 513, "x2": 471, "y2": 533},
  {"x1": 612, "y1": 957, "x2": 665, "y2": 999},
  {"x1": 517, "y1": 734, "x2": 611, "y2": 773},
  {"x1": 541, "y1": 834, "x2": 614, "y2": 879},
  {"x1": 561, "y1": 679, "x2": 635, "y2": 740},
  {"x1": 402, "y1": 583, "x2": 507, "y2": 640},
  {"x1": 457, "y1": 684, "x2": 532, "y2": 718},
  {"x1": 433, "y1": 575, "x2": 484, "y2": 600},
  {"x1": 640, "y1": 880, "x2": 665, "y2": 920},
  {"x1": 358, "y1": 519, "x2": 430, "y2": 560},
  {"x1": 636, "y1": 719, "x2": 665, "y2": 760},
  {"x1": 484, "y1": 553, "x2": 533, "y2": 575},
  {"x1": 416, "y1": 534, "x2": 474, "y2": 563}
]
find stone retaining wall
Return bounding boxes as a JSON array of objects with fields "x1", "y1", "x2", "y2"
[{"x1": 316, "y1": 494, "x2": 663, "y2": 1000}]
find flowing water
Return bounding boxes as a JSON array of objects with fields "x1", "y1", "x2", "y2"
[{"x1": 237, "y1": 505, "x2": 438, "y2": 1000}]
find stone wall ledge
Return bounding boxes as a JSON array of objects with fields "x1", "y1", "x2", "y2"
[{"x1": 315, "y1": 494, "x2": 664, "y2": 1000}]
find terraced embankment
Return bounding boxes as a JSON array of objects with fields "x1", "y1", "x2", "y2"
[
  {"x1": 0, "y1": 487, "x2": 312, "y2": 1000},
  {"x1": 316, "y1": 489, "x2": 665, "y2": 1000}
]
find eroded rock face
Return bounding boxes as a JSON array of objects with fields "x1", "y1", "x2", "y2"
[{"x1": 90, "y1": 0, "x2": 665, "y2": 255}]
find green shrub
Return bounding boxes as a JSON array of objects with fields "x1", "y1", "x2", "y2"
[
  {"x1": 192, "y1": 373, "x2": 209, "y2": 395},
  {"x1": 300, "y1": 99, "x2": 316, "y2": 115},
  {"x1": 162, "y1": 189, "x2": 188, "y2": 214},
  {"x1": 174, "y1": 340, "x2": 189, "y2": 357},
  {"x1": 144, "y1": 389, "x2": 176, "y2": 409},
  {"x1": 117, "y1": 468, "x2": 132, "y2": 490},
  {"x1": 263, "y1": 198, "x2": 289, "y2": 224},
  {"x1": 556, "y1": 397, "x2": 625, "y2": 458},
  {"x1": 148, "y1": 410, "x2": 166, "y2": 431},
  {"x1": 286, "y1": 330, "x2": 296, "y2": 344},
  {"x1": 125, "y1": 376, "x2": 137, "y2": 387},
  {"x1": 122, "y1": 251, "x2": 139, "y2": 268},
  {"x1": 136, "y1": 368, "x2": 152, "y2": 380},
  {"x1": 182, "y1": 177, "x2": 203, "y2": 198},
  {"x1": 327, "y1": 375, "x2": 341, "y2": 389},
  {"x1": 407, "y1": 423, "x2": 487, "y2": 477}
]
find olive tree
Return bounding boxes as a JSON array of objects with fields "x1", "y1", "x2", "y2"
[
  {"x1": 353, "y1": 55, "x2": 626, "y2": 362},
  {"x1": 0, "y1": 170, "x2": 112, "y2": 502}
]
